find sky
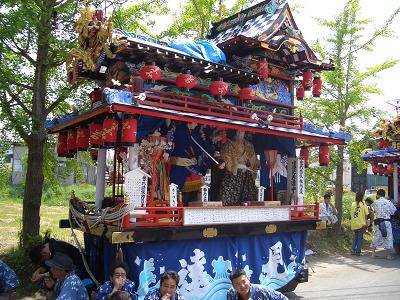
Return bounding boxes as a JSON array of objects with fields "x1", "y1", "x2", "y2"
[{"x1": 152, "y1": 0, "x2": 400, "y2": 115}]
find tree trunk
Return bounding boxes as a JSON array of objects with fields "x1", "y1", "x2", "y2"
[
  {"x1": 335, "y1": 145, "x2": 345, "y2": 226},
  {"x1": 22, "y1": 133, "x2": 46, "y2": 245},
  {"x1": 21, "y1": 8, "x2": 50, "y2": 245}
]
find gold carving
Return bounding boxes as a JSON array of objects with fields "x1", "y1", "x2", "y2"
[
  {"x1": 111, "y1": 232, "x2": 135, "y2": 243},
  {"x1": 203, "y1": 227, "x2": 218, "y2": 238},
  {"x1": 265, "y1": 224, "x2": 277, "y2": 233}
]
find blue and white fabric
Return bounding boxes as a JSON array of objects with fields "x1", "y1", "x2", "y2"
[
  {"x1": 0, "y1": 259, "x2": 20, "y2": 295},
  {"x1": 144, "y1": 289, "x2": 184, "y2": 300},
  {"x1": 53, "y1": 272, "x2": 89, "y2": 300},
  {"x1": 96, "y1": 279, "x2": 137, "y2": 300},
  {"x1": 227, "y1": 283, "x2": 288, "y2": 300}
]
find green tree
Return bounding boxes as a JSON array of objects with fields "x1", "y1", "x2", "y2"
[
  {"x1": 162, "y1": 0, "x2": 257, "y2": 40},
  {"x1": 300, "y1": 0, "x2": 400, "y2": 225},
  {"x1": 113, "y1": 0, "x2": 169, "y2": 36},
  {"x1": 0, "y1": 0, "x2": 179, "y2": 245},
  {"x1": 0, "y1": 0, "x2": 95, "y2": 244}
]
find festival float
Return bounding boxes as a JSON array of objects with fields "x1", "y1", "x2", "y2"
[
  {"x1": 362, "y1": 115, "x2": 400, "y2": 253},
  {"x1": 47, "y1": 0, "x2": 349, "y2": 298}
]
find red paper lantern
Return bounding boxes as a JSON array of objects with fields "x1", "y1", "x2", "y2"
[
  {"x1": 66, "y1": 129, "x2": 77, "y2": 154},
  {"x1": 140, "y1": 64, "x2": 162, "y2": 81},
  {"x1": 372, "y1": 163, "x2": 379, "y2": 175},
  {"x1": 387, "y1": 163, "x2": 395, "y2": 174},
  {"x1": 303, "y1": 70, "x2": 313, "y2": 91},
  {"x1": 76, "y1": 127, "x2": 90, "y2": 151},
  {"x1": 176, "y1": 73, "x2": 196, "y2": 90},
  {"x1": 121, "y1": 114, "x2": 137, "y2": 146},
  {"x1": 384, "y1": 166, "x2": 389, "y2": 177},
  {"x1": 102, "y1": 115, "x2": 118, "y2": 146},
  {"x1": 238, "y1": 87, "x2": 255, "y2": 101},
  {"x1": 257, "y1": 60, "x2": 269, "y2": 79},
  {"x1": 319, "y1": 144, "x2": 330, "y2": 166},
  {"x1": 89, "y1": 122, "x2": 103, "y2": 148},
  {"x1": 209, "y1": 80, "x2": 228, "y2": 97},
  {"x1": 378, "y1": 164, "x2": 385, "y2": 176},
  {"x1": 56, "y1": 132, "x2": 68, "y2": 157},
  {"x1": 300, "y1": 146, "x2": 309, "y2": 167},
  {"x1": 296, "y1": 85, "x2": 305, "y2": 100},
  {"x1": 312, "y1": 76, "x2": 322, "y2": 97}
]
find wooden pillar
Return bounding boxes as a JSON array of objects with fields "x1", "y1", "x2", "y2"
[
  {"x1": 394, "y1": 162, "x2": 398, "y2": 204},
  {"x1": 95, "y1": 148, "x2": 107, "y2": 209}
]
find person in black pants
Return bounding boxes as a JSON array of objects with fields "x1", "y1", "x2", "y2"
[{"x1": 29, "y1": 237, "x2": 88, "y2": 288}]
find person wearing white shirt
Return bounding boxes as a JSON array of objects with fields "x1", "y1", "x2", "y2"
[{"x1": 319, "y1": 192, "x2": 338, "y2": 224}]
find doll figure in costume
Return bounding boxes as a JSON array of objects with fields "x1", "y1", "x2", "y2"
[{"x1": 218, "y1": 130, "x2": 259, "y2": 206}]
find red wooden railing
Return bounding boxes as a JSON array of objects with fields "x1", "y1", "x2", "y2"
[
  {"x1": 121, "y1": 203, "x2": 319, "y2": 228},
  {"x1": 132, "y1": 88, "x2": 303, "y2": 130},
  {"x1": 290, "y1": 204, "x2": 319, "y2": 221}
]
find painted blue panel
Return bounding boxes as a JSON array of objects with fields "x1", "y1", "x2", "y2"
[{"x1": 89, "y1": 231, "x2": 307, "y2": 300}]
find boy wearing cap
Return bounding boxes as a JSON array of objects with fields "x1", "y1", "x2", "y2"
[{"x1": 45, "y1": 252, "x2": 89, "y2": 300}]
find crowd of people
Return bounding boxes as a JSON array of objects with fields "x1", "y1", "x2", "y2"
[
  {"x1": 1, "y1": 236, "x2": 289, "y2": 300},
  {"x1": 320, "y1": 188, "x2": 400, "y2": 258}
]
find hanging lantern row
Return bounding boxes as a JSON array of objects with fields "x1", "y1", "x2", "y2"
[
  {"x1": 56, "y1": 114, "x2": 137, "y2": 157},
  {"x1": 298, "y1": 145, "x2": 329, "y2": 167},
  {"x1": 372, "y1": 163, "x2": 395, "y2": 176},
  {"x1": 296, "y1": 71, "x2": 323, "y2": 100}
]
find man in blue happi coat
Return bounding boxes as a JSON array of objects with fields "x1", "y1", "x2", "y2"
[{"x1": 227, "y1": 269, "x2": 288, "y2": 300}]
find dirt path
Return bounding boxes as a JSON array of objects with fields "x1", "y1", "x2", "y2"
[{"x1": 287, "y1": 250, "x2": 400, "y2": 299}]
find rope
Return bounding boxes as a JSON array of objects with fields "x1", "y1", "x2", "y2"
[
  {"x1": 68, "y1": 201, "x2": 136, "y2": 288},
  {"x1": 68, "y1": 211, "x2": 101, "y2": 288}
]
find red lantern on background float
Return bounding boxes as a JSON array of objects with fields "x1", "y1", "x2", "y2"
[
  {"x1": 102, "y1": 115, "x2": 118, "y2": 146},
  {"x1": 66, "y1": 129, "x2": 77, "y2": 154},
  {"x1": 387, "y1": 163, "x2": 395, "y2": 174},
  {"x1": 378, "y1": 164, "x2": 385, "y2": 176},
  {"x1": 302, "y1": 70, "x2": 313, "y2": 91},
  {"x1": 121, "y1": 114, "x2": 137, "y2": 146},
  {"x1": 256, "y1": 60, "x2": 269, "y2": 79},
  {"x1": 238, "y1": 87, "x2": 255, "y2": 101},
  {"x1": 56, "y1": 132, "x2": 68, "y2": 157},
  {"x1": 372, "y1": 163, "x2": 379, "y2": 175},
  {"x1": 139, "y1": 63, "x2": 162, "y2": 83},
  {"x1": 312, "y1": 76, "x2": 322, "y2": 97},
  {"x1": 176, "y1": 71, "x2": 196, "y2": 91},
  {"x1": 89, "y1": 122, "x2": 103, "y2": 148},
  {"x1": 319, "y1": 144, "x2": 330, "y2": 166},
  {"x1": 209, "y1": 79, "x2": 228, "y2": 99},
  {"x1": 384, "y1": 166, "x2": 389, "y2": 177},
  {"x1": 296, "y1": 85, "x2": 305, "y2": 100},
  {"x1": 76, "y1": 126, "x2": 90, "y2": 151},
  {"x1": 299, "y1": 146, "x2": 309, "y2": 167}
]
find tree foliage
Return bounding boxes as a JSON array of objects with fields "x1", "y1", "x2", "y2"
[
  {"x1": 299, "y1": 0, "x2": 400, "y2": 224},
  {"x1": 0, "y1": 0, "x2": 106, "y2": 244},
  {"x1": 160, "y1": 0, "x2": 257, "y2": 40}
]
